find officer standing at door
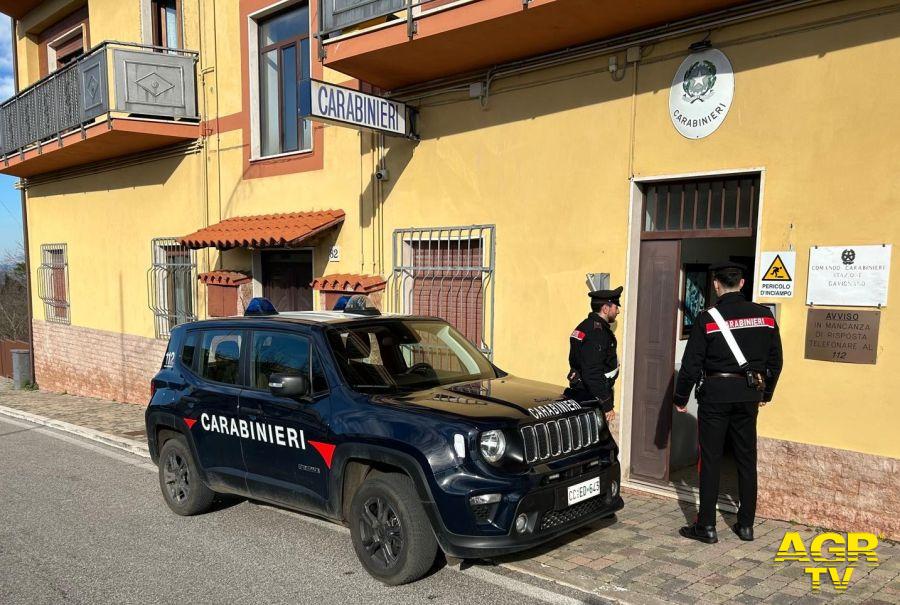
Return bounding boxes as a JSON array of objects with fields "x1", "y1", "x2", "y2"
[
  {"x1": 566, "y1": 286, "x2": 623, "y2": 424},
  {"x1": 674, "y1": 262, "x2": 783, "y2": 544}
]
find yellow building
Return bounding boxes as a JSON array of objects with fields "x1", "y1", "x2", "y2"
[{"x1": 3, "y1": 0, "x2": 898, "y2": 538}]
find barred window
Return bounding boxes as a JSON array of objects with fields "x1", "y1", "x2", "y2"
[
  {"x1": 148, "y1": 238, "x2": 197, "y2": 339},
  {"x1": 37, "y1": 243, "x2": 70, "y2": 324},
  {"x1": 390, "y1": 225, "x2": 495, "y2": 359}
]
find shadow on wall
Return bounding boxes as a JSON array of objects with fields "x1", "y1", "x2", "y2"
[
  {"x1": 22, "y1": 150, "x2": 188, "y2": 196},
  {"x1": 411, "y1": 4, "x2": 900, "y2": 140}
]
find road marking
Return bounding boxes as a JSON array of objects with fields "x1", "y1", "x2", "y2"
[
  {"x1": 0, "y1": 411, "x2": 602, "y2": 605},
  {"x1": 0, "y1": 404, "x2": 149, "y2": 458},
  {"x1": 0, "y1": 415, "x2": 156, "y2": 471}
]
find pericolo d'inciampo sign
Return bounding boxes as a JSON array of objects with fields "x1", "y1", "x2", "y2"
[{"x1": 669, "y1": 48, "x2": 735, "y2": 139}]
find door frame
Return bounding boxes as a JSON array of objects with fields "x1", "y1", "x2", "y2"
[
  {"x1": 619, "y1": 167, "x2": 767, "y2": 504},
  {"x1": 251, "y1": 246, "x2": 316, "y2": 301}
]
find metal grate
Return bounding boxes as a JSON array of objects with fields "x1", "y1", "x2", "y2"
[
  {"x1": 36, "y1": 244, "x2": 70, "y2": 324},
  {"x1": 540, "y1": 496, "x2": 607, "y2": 531},
  {"x1": 147, "y1": 238, "x2": 197, "y2": 339},
  {"x1": 390, "y1": 225, "x2": 495, "y2": 359},
  {"x1": 641, "y1": 175, "x2": 760, "y2": 239},
  {"x1": 521, "y1": 411, "x2": 603, "y2": 464}
]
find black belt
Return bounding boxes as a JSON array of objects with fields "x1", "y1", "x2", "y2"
[{"x1": 707, "y1": 372, "x2": 745, "y2": 378}]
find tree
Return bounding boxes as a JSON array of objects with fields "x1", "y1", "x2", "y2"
[{"x1": 0, "y1": 246, "x2": 28, "y2": 342}]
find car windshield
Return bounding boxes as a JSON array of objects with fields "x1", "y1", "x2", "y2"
[{"x1": 326, "y1": 319, "x2": 497, "y2": 392}]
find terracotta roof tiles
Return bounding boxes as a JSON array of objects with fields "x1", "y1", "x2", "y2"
[
  {"x1": 179, "y1": 210, "x2": 345, "y2": 249},
  {"x1": 310, "y1": 273, "x2": 387, "y2": 293},
  {"x1": 198, "y1": 271, "x2": 252, "y2": 286}
]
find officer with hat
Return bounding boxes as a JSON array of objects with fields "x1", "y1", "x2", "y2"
[
  {"x1": 675, "y1": 261, "x2": 783, "y2": 544},
  {"x1": 566, "y1": 286, "x2": 623, "y2": 424}
]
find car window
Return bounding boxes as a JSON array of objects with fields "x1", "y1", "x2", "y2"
[
  {"x1": 251, "y1": 331, "x2": 312, "y2": 390},
  {"x1": 181, "y1": 331, "x2": 199, "y2": 370},
  {"x1": 197, "y1": 330, "x2": 242, "y2": 385},
  {"x1": 327, "y1": 320, "x2": 496, "y2": 393}
]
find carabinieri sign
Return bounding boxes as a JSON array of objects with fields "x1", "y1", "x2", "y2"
[{"x1": 300, "y1": 79, "x2": 413, "y2": 137}]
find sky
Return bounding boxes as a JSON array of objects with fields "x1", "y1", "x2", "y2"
[{"x1": 0, "y1": 16, "x2": 22, "y2": 262}]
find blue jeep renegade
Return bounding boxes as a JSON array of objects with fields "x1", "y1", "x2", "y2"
[{"x1": 146, "y1": 296, "x2": 623, "y2": 585}]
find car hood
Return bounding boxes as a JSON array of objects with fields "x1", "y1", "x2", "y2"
[{"x1": 379, "y1": 375, "x2": 587, "y2": 421}]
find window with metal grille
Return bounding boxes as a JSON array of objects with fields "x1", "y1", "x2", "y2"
[
  {"x1": 37, "y1": 243, "x2": 70, "y2": 324},
  {"x1": 641, "y1": 175, "x2": 760, "y2": 238},
  {"x1": 390, "y1": 225, "x2": 495, "y2": 359},
  {"x1": 148, "y1": 238, "x2": 197, "y2": 338}
]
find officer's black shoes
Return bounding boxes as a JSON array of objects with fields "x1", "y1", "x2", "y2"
[
  {"x1": 679, "y1": 523, "x2": 718, "y2": 544},
  {"x1": 732, "y1": 523, "x2": 754, "y2": 541}
]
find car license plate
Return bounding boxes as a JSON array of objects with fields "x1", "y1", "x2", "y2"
[{"x1": 567, "y1": 477, "x2": 602, "y2": 506}]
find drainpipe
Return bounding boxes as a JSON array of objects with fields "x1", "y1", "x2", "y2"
[{"x1": 10, "y1": 17, "x2": 35, "y2": 377}]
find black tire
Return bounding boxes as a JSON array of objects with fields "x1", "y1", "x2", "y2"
[
  {"x1": 158, "y1": 436, "x2": 215, "y2": 516},
  {"x1": 349, "y1": 473, "x2": 438, "y2": 585}
]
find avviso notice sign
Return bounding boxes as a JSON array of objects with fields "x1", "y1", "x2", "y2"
[{"x1": 805, "y1": 309, "x2": 880, "y2": 364}]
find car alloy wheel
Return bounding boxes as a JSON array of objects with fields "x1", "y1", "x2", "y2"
[
  {"x1": 163, "y1": 451, "x2": 190, "y2": 504},
  {"x1": 358, "y1": 496, "x2": 404, "y2": 569}
]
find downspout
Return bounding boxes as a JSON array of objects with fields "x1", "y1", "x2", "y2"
[{"x1": 11, "y1": 17, "x2": 35, "y2": 377}]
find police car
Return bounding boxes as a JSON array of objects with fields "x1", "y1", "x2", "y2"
[{"x1": 146, "y1": 295, "x2": 623, "y2": 585}]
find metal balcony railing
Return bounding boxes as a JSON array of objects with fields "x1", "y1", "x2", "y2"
[
  {"x1": 0, "y1": 41, "x2": 199, "y2": 158},
  {"x1": 319, "y1": 0, "x2": 464, "y2": 42}
]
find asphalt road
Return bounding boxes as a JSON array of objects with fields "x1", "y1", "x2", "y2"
[{"x1": 0, "y1": 416, "x2": 602, "y2": 605}]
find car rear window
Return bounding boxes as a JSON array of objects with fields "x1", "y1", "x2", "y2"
[
  {"x1": 197, "y1": 330, "x2": 242, "y2": 385},
  {"x1": 180, "y1": 331, "x2": 199, "y2": 369}
]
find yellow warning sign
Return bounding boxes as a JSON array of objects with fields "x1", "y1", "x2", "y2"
[{"x1": 763, "y1": 255, "x2": 792, "y2": 281}]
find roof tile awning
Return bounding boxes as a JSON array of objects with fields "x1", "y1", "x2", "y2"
[
  {"x1": 311, "y1": 273, "x2": 387, "y2": 293},
  {"x1": 198, "y1": 271, "x2": 252, "y2": 286},
  {"x1": 179, "y1": 210, "x2": 345, "y2": 250}
]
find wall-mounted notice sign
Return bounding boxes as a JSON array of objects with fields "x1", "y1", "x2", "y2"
[
  {"x1": 805, "y1": 308, "x2": 880, "y2": 364},
  {"x1": 300, "y1": 79, "x2": 411, "y2": 137},
  {"x1": 757, "y1": 251, "x2": 795, "y2": 298},
  {"x1": 807, "y1": 245, "x2": 891, "y2": 307}
]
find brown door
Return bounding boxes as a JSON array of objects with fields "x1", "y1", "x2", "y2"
[
  {"x1": 262, "y1": 251, "x2": 313, "y2": 312},
  {"x1": 630, "y1": 239, "x2": 680, "y2": 481}
]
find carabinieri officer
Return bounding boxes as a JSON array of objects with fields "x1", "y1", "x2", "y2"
[
  {"x1": 675, "y1": 262, "x2": 783, "y2": 544},
  {"x1": 566, "y1": 286, "x2": 623, "y2": 424}
]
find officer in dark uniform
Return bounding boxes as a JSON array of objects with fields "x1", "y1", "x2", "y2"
[
  {"x1": 566, "y1": 286, "x2": 623, "y2": 424},
  {"x1": 675, "y1": 262, "x2": 783, "y2": 544}
]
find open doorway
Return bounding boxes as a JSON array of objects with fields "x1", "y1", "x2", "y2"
[{"x1": 629, "y1": 173, "x2": 760, "y2": 508}]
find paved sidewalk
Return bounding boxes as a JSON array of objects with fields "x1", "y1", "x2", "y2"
[{"x1": 1, "y1": 378, "x2": 897, "y2": 604}]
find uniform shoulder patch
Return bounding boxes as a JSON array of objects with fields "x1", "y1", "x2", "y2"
[{"x1": 571, "y1": 330, "x2": 586, "y2": 341}]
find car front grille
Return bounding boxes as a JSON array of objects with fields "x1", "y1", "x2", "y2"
[
  {"x1": 471, "y1": 503, "x2": 494, "y2": 524},
  {"x1": 520, "y1": 411, "x2": 602, "y2": 464},
  {"x1": 540, "y1": 496, "x2": 607, "y2": 531}
]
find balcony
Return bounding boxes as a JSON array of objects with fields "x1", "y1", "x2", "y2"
[
  {"x1": 0, "y1": 42, "x2": 200, "y2": 178},
  {"x1": 319, "y1": 0, "x2": 752, "y2": 90}
]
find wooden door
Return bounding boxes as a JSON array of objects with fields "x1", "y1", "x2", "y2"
[
  {"x1": 262, "y1": 251, "x2": 313, "y2": 312},
  {"x1": 630, "y1": 239, "x2": 680, "y2": 481}
]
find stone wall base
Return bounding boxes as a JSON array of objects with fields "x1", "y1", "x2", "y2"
[
  {"x1": 757, "y1": 437, "x2": 899, "y2": 539},
  {"x1": 32, "y1": 320, "x2": 166, "y2": 405}
]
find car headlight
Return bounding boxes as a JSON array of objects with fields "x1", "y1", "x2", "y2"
[{"x1": 479, "y1": 430, "x2": 507, "y2": 463}]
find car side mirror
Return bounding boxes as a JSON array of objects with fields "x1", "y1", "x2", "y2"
[{"x1": 269, "y1": 373, "x2": 310, "y2": 400}]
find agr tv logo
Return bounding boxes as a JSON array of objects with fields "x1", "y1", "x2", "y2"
[{"x1": 774, "y1": 531, "x2": 879, "y2": 592}]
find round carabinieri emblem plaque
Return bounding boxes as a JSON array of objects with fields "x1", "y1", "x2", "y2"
[{"x1": 669, "y1": 48, "x2": 734, "y2": 139}]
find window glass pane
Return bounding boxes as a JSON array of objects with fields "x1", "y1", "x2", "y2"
[
  {"x1": 165, "y1": 3, "x2": 179, "y2": 48},
  {"x1": 198, "y1": 330, "x2": 242, "y2": 385},
  {"x1": 181, "y1": 332, "x2": 198, "y2": 369},
  {"x1": 260, "y1": 49, "x2": 280, "y2": 156},
  {"x1": 709, "y1": 180, "x2": 724, "y2": 229},
  {"x1": 299, "y1": 37, "x2": 311, "y2": 150},
  {"x1": 252, "y1": 331, "x2": 311, "y2": 389},
  {"x1": 280, "y1": 44, "x2": 298, "y2": 152},
  {"x1": 644, "y1": 186, "x2": 657, "y2": 231},
  {"x1": 260, "y1": 5, "x2": 308, "y2": 46},
  {"x1": 666, "y1": 184, "x2": 683, "y2": 230}
]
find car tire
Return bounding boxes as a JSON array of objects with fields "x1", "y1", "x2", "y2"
[
  {"x1": 349, "y1": 473, "x2": 438, "y2": 585},
  {"x1": 158, "y1": 435, "x2": 215, "y2": 516}
]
